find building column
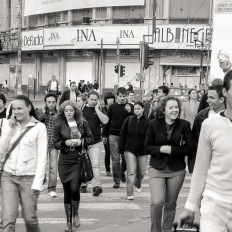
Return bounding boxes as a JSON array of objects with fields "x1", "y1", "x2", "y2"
[
  {"x1": 106, "y1": 7, "x2": 113, "y2": 24},
  {"x1": 68, "y1": 10, "x2": 73, "y2": 25},
  {"x1": 58, "y1": 50, "x2": 66, "y2": 91}
]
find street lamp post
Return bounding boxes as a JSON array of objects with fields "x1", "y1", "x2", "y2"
[{"x1": 193, "y1": 30, "x2": 212, "y2": 90}]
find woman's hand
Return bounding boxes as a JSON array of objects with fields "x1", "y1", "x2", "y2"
[
  {"x1": 65, "y1": 140, "x2": 72, "y2": 146},
  {"x1": 160, "y1": 145, "x2": 171, "y2": 155}
]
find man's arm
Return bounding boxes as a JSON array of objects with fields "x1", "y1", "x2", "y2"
[
  {"x1": 185, "y1": 121, "x2": 212, "y2": 212},
  {"x1": 95, "y1": 101, "x2": 109, "y2": 125}
]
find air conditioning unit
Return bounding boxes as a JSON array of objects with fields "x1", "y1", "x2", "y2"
[{"x1": 82, "y1": 17, "x2": 91, "y2": 25}]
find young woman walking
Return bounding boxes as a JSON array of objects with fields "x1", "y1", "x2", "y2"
[
  {"x1": 145, "y1": 96, "x2": 194, "y2": 232},
  {"x1": 119, "y1": 101, "x2": 150, "y2": 200},
  {"x1": 54, "y1": 100, "x2": 93, "y2": 232}
]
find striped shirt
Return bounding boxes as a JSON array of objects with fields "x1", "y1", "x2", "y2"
[{"x1": 185, "y1": 112, "x2": 232, "y2": 212}]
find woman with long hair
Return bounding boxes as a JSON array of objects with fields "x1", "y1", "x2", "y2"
[
  {"x1": 119, "y1": 101, "x2": 150, "y2": 200},
  {"x1": 0, "y1": 95, "x2": 47, "y2": 232},
  {"x1": 54, "y1": 100, "x2": 94, "y2": 232},
  {"x1": 145, "y1": 96, "x2": 194, "y2": 232},
  {"x1": 180, "y1": 88, "x2": 199, "y2": 128}
]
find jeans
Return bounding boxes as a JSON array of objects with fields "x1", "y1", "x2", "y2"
[
  {"x1": 103, "y1": 138, "x2": 111, "y2": 173},
  {"x1": 124, "y1": 152, "x2": 148, "y2": 196},
  {"x1": 109, "y1": 135, "x2": 127, "y2": 184},
  {"x1": 149, "y1": 171, "x2": 185, "y2": 232},
  {"x1": 200, "y1": 196, "x2": 232, "y2": 232},
  {"x1": 1, "y1": 172, "x2": 40, "y2": 232},
  {"x1": 82, "y1": 142, "x2": 102, "y2": 188},
  {"x1": 48, "y1": 148, "x2": 58, "y2": 192}
]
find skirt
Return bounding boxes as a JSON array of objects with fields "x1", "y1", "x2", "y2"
[{"x1": 58, "y1": 152, "x2": 81, "y2": 183}]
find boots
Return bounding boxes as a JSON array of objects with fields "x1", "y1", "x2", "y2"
[
  {"x1": 71, "y1": 200, "x2": 80, "y2": 231},
  {"x1": 150, "y1": 203, "x2": 163, "y2": 232},
  {"x1": 64, "y1": 204, "x2": 72, "y2": 232}
]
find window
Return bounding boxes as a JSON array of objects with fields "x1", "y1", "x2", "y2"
[
  {"x1": 72, "y1": 9, "x2": 92, "y2": 25},
  {"x1": 112, "y1": 6, "x2": 145, "y2": 24},
  {"x1": 169, "y1": 0, "x2": 211, "y2": 21},
  {"x1": 95, "y1": 7, "x2": 107, "y2": 19}
]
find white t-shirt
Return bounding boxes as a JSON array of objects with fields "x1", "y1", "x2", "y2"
[
  {"x1": 50, "y1": 81, "x2": 57, "y2": 91},
  {"x1": 208, "y1": 110, "x2": 217, "y2": 118}
]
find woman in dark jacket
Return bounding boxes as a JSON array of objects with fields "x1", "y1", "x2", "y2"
[
  {"x1": 102, "y1": 92, "x2": 116, "y2": 176},
  {"x1": 119, "y1": 101, "x2": 150, "y2": 200},
  {"x1": 54, "y1": 100, "x2": 94, "y2": 232},
  {"x1": 144, "y1": 96, "x2": 193, "y2": 232}
]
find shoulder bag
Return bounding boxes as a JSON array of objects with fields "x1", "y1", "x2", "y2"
[
  {"x1": 80, "y1": 138, "x2": 93, "y2": 183},
  {"x1": 0, "y1": 125, "x2": 36, "y2": 186}
]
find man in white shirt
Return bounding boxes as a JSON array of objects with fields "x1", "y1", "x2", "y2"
[
  {"x1": 46, "y1": 75, "x2": 60, "y2": 95},
  {"x1": 178, "y1": 70, "x2": 232, "y2": 231}
]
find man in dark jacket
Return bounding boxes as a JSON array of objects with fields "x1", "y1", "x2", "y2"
[
  {"x1": 191, "y1": 84, "x2": 225, "y2": 172},
  {"x1": 102, "y1": 87, "x2": 133, "y2": 188},
  {"x1": 59, "y1": 82, "x2": 80, "y2": 106}
]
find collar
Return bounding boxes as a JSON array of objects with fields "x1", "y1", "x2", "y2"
[{"x1": 16, "y1": 116, "x2": 39, "y2": 127}]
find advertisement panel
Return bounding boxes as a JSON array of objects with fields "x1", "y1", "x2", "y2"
[
  {"x1": 210, "y1": 0, "x2": 232, "y2": 80},
  {"x1": 24, "y1": 0, "x2": 145, "y2": 16},
  {"x1": 22, "y1": 30, "x2": 44, "y2": 51}
]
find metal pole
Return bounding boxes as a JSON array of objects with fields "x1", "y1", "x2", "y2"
[
  {"x1": 116, "y1": 38, "x2": 120, "y2": 85},
  {"x1": 16, "y1": 0, "x2": 22, "y2": 95},
  {"x1": 152, "y1": 0, "x2": 157, "y2": 44},
  {"x1": 140, "y1": 41, "x2": 144, "y2": 90},
  {"x1": 205, "y1": 28, "x2": 212, "y2": 91}
]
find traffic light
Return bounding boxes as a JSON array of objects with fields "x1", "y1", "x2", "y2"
[
  {"x1": 0, "y1": 40, "x2": 2, "y2": 51},
  {"x1": 120, "y1": 65, "x2": 125, "y2": 77},
  {"x1": 143, "y1": 44, "x2": 155, "y2": 69},
  {"x1": 114, "y1": 64, "x2": 119, "y2": 74}
]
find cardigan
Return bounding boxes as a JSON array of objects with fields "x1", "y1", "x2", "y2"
[
  {"x1": 119, "y1": 115, "x2": 150, "y2": 155},
  {"x1": 185, "y1": 112, "x2": 232, "y2": 212},
  {"x1": 54, "y1": 119, "x2": 94, "y2": 155},
  {"x1": 145, "y1": 118, "x2": 194, "y2": 171}
]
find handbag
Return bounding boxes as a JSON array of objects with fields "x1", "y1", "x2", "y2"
[{"x1": 80, "y1": 139, "x2": 93, "y2": 183}]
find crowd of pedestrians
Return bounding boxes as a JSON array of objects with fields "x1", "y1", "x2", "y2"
[{"x1": 0, "y1": 69, "x2": 231, "y2": 232}]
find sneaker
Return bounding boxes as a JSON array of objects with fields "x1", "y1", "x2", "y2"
[
  {"x1": 106, "y1": 171, "x2": 112, "y2": 176},
  {"x1": 121, "y1": 173, "x2": 126, "y2": 183},
  {"x1": 93, "y1": 186, "x2": 103, "y2": 196},
  {"x1": 113, "y1": 183, "x2": 120, "y2": 189},
  {"x1": 134, "y1": 186, "x2": 142, "y2": 193},
  {"x1": 80, "y1": 186, "x2": 87, "y2": 193},
  {"x1": 49, "y1": 191, "x2": 57, "y2": 198},
  {"x1": 127, "y1": 195, "x2": 135, "y2": 200}
]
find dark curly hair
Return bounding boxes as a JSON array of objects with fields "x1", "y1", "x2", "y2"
[
  {"x1": 159, "y1": 96, "x2": 181, "y2": 118},
  {"x1": 58, "y1": 100, "x2": 83, "y2": 126}
]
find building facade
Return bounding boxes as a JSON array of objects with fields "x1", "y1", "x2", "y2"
[{"x1": 0, "y1": 0, "x2": 212, "y2": 93}]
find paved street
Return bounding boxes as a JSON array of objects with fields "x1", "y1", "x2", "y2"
[{"x1": 0, "y1": 143, "x2": 199, "y2": 232}]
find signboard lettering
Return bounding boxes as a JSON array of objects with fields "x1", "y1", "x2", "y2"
[
  {"x1": 120, "y1": 30, "x2": 135, "y2": 39},
  {"x1": 75, "y1": 29, "x2": 96, "y2": 42}
]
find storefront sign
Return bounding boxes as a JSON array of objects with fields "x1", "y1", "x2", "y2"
[
  {"x1": 21, "y1": 25, "x2": 210, "y2": 51},
  {"x1": 154, "y1": 25, "x2": 210, "y2": 49},
  {"x1": 22, "y1": 30, "x2": 44, "y2": 51},
  {"x1": 215, "y1": 0, "x2": 232, "y2": 13},
  {"x1": 24, "y1": 0, "x2": 145, "y2": 16},
  {"x1": 43, "y1": 26, "x2": 148, "y2": 49}
]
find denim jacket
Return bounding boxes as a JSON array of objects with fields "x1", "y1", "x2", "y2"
[{"x1": 0, "y1": 117, "x2": 48, "y2": 191}]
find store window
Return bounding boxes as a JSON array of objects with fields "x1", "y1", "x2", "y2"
[{"x1": 112, "y1": 6, "x2": 145, "y2": 24}]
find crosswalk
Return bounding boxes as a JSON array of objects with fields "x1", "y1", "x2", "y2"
[{"x1": 6, "y1": 147, "x2": 192, "y2": 231}]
